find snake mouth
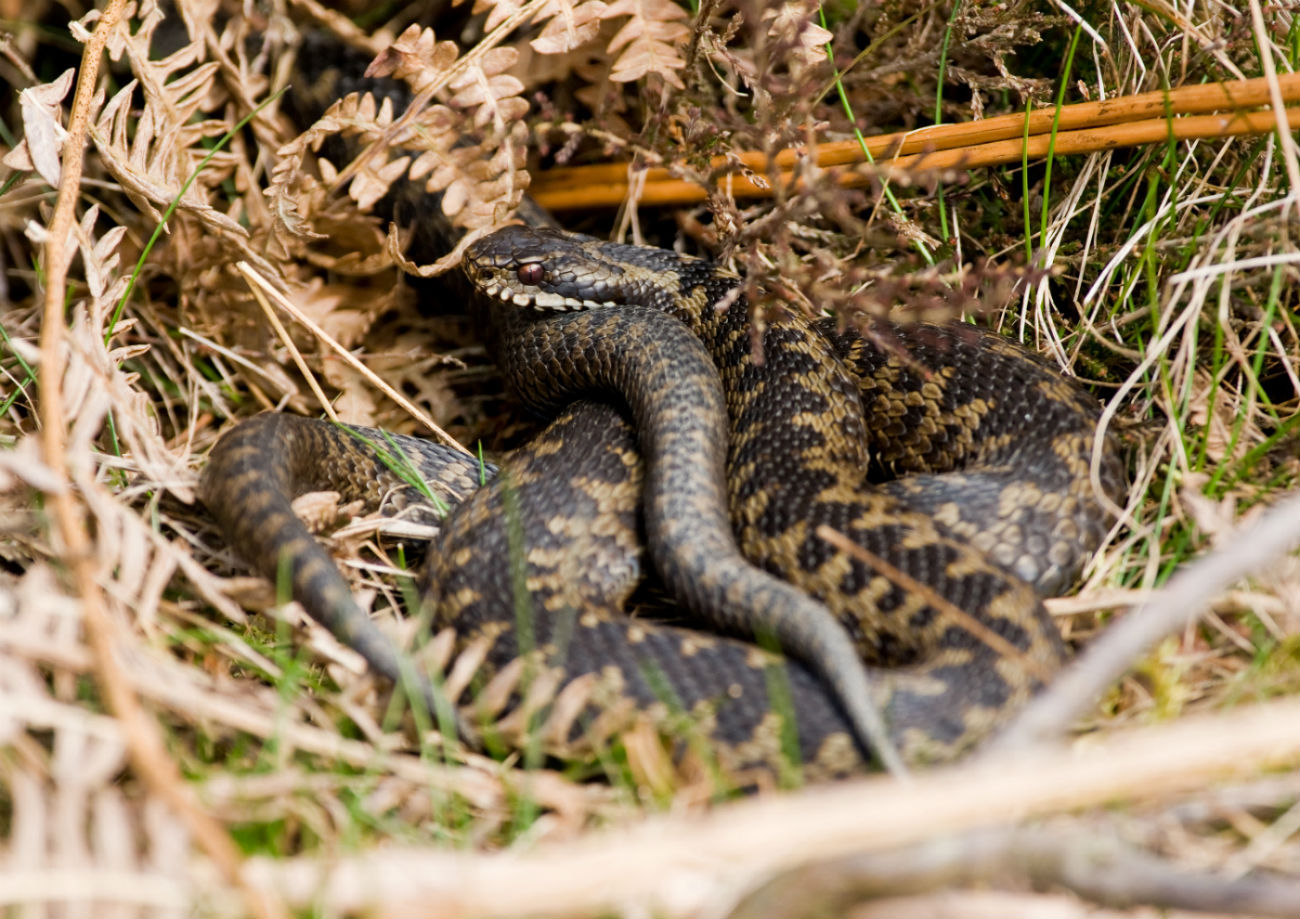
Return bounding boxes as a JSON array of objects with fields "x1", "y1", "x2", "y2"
[
  {"x1": 479, "y1": 280, "x2": 604, "y2": 312},
  {"x1": 469, "y1": 267, "x2": 622, "y2": 313}
]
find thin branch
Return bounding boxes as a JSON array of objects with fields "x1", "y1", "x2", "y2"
[
  {"x1": 992, "y1": 489, "x2": 1300, "y2": 752},
  {"x1": 35, "y1": 5, "x2": 285, "y2": 917},
  {"x1": 730, "y1": 825, "x2": 1300, "y2": 919},
  {"x1": 241, "y1": 698, "x2": 1300, "y2": 918}
]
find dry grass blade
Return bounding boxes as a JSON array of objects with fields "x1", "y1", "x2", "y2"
[
  {"x1": 235, "y1": 261, "x2": 471, "y2": 453},
  {"x1": 28, "y1": 2, "x2": 285, "y2": 917},
  {"x1": 236, "y1": 258, "x2": 475, "y2": 452}
]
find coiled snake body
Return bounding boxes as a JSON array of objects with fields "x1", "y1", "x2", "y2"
[{"x1": 201, "y1": 223, "x2": 1123, "y2": 780}]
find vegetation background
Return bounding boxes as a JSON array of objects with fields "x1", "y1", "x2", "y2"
[{"x1": 0, "y1": 0, "x2": 1296, "y2": 914}]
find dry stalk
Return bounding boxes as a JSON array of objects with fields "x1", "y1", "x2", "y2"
[
  {"x1": 33, "y1": 3, "x2": 285, "y2": 916},
  {"x1": 730, "y1": 824, "x2": 1300, "y2": 918},
  {"x1": 236, "y1": 261, "x2": 471, "y2": 452},
  {"x1": 241, "y1": 698, "x2": 1300, "y2": 918},
  {"x1": 995, "y1": 489, "x2": 1300, "y2": 752}
]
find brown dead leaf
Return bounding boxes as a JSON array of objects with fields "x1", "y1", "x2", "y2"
[{"x1": 2, "y1": 68, "x2": 74, "y2": 186}]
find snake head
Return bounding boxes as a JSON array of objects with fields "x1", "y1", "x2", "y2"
[
  {"x1": 463, "y1": 225, "x2": 624, "y2": 311},
  {"x1": 463, "y1": 224, "x2": 703, "y2": 313}
]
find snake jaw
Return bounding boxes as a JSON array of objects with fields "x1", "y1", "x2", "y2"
[{"x1": 474, "y1": 276, "x2": 618, "y2": 312}]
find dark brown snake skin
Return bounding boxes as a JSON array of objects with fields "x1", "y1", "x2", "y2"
[{"x1": 200, "y1": 224, "x2": 1124, "y2": 781}]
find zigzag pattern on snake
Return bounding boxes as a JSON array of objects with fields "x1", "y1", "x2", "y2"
[{"x1": 200, "y1": 217, "x2": 1124, "y2": 781}]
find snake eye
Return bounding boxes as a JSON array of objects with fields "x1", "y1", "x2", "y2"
[{"x1": 517, "y1": 263, "x2": 544, "y2": 285}]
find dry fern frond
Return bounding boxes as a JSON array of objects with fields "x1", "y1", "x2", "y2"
[
  {"x1": 470, "y1": 0, "x2": 537, "y2": 35},
  {"x1": 529, "y1": 0, "x2": 610, "y2": 56},
  {"x1": 602, "y1": 0, "x2": 691, "y2": 88},
  {"x1": 1, "y1": 69, "x2": 76, "y2": 186},
  {"x1": 760, "y1": 1, "x2": 833, "y2": 74},
  {"x1": 269, "y1": 22, "x2": 530, "y2": 270},
  {"x1": 43, "y1": 204, "x2": 195, "y2": 499},
  {"x1": 92, "y1": 78, "x2": 244, "y2": 239},
  {"x1": 78, "y1": 4, "x2": 240, "y2": 237},
  {"x1": 0, "y1": 564, "x2": 195, "y2": 916}
]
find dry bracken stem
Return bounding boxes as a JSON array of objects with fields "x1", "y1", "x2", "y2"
[
  {"x1": 242, "y1": 265, "x2": 342, "y2": 424},
  {"x1": 534, "y1": 107, "x2": 1300, "y2": 209},
  {"x1": 36, "y1": 5, "x2": 285, "y2": 917},
  {"x1": 287, "y1": 0, "x2": 388, "y2": 55},
  {"x1": 240, "y1": 699, "x2": 1300, "y2": 918},
  {"x1": 992, "y1": 488, "x2": 1300, "y2": 752},
  {"x1": 541, "y1": 72, "x2": 1300, "y2": 185},
  {"x1": 531, "y1": 75, "x2": 1300, "y2": 210}
]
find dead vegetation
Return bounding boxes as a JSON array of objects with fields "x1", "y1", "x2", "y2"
[{"x1": 0, "y1": 0, "x2": 1297, "y2": 915}]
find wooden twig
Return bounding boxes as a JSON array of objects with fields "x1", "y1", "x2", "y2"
[
  {"x1": 531, "y1": 73, "x2": 1300, "y2": 210},
  {"x1": 729, "y1": 825, "x2": 1300, "y2": 918},
  {"x1": 992, "y1": 488, "x2": 1300, "y2": 752},
  {"x1": 35, "y1": 6, "x2": 286, "y2": 918},
  {"x1": 241, "y1": 698, "x2": 1300, "y2": 918}
]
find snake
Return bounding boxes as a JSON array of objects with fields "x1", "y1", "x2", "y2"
[
  {"x1": 200, "y1": 295, "x2": 892, "y2": 767},
  {"x1": 200, "y1": 213, "x2": 1124, "y2": 781}
]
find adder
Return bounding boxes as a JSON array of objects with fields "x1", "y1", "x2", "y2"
[{"x1": 201, "y1": 207, "x2": 1123, "y2": 779}]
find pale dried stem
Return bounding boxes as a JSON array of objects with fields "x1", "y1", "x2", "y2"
[
  {"x1": 286, "y1": 0, "x2": 389, "y2": 56},
  {"x1": 243, "y1": 266, "x2": 341, "y2": 423},
  {"x1": 35, "y1": 4, "x2": 284, "y2": 916},
  {"x1": 236, "y1": 260, "x2": 471, "y2": 453},
  {"x1": 993, "y1": 489, "x2": 1300, "y2": 752},
  {"x1": 242, "y1": 698, "x2": 1300, "y2": 918},
  {"x1": 1247, "y1": 0, "x2": 1300, "y2": 208}
]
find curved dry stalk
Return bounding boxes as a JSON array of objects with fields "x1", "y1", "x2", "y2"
[
  {"x1": 240, "y1": 698, "x2": 1300, "y2": 918},
  {"x1": 992, "y1": 488, "x2": 1300, "y2": 752},
  {"x1": 34, "y1": 4, "x2": 286, "y2": 917}
]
